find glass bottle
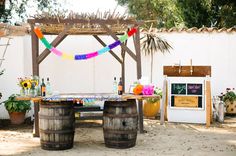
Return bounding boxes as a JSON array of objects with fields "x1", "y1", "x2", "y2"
[
  {"x1": 118, "y1": 77, "x2": 123, "y2": 95},
  {"x1": 46, "y1": 77, "x2": 52, "y2": 96},
  {"x1": 113, "y1": 77, "x2": 118, "y2": 94},
  {"x1": 41, "y1": 78, "x2": 46, "y2": 96}
]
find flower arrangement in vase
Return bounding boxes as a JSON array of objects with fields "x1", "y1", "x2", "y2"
[
  {"x1": 132, "y1": 83, "x2": 162, "y2": 117},
  {"x1": 18, "y1": 76, "x2": 39, "y2": 96}
]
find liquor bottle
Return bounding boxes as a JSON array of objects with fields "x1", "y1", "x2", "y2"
[
  {"x1": 77, "y1": 99, "x2": 83, "y2": 106},
  {"x1": 41, "y1": 78, "x2": 46, "y2": 96},
  {"x1": 113, "y1": 77, "x2": 118, "y2": 94},
  {"x1": 118, "y1": 77, "x2": 123, "y2": 95},
  {"x1": 46, "y1": 77, "x2": 51, "y2": 96}
]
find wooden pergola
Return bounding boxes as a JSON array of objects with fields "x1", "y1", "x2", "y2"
[
  {"x1": 27, "y1": 13, "x2": 143, "y2": 91},
  {"x1": 27, "y1": 13, "x2": 147, "y2": 134}
]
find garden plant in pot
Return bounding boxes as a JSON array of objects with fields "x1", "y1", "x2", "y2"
[
  {"x1": 3, "y1": 94, "x2": 31, "y2": 124},
  {"x1": 133, "y1": 85, "x2": 162, "y2": 117},
  {"x1": 221, "y1": 88, "x2": 236, "y2": 114},
  {"x1": 143, "y1": 88, "x2": 162, "y2": 118}
]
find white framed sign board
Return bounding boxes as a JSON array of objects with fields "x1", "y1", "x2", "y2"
[{"x1": 167, "y1": 77, "x2": 207, "y2": 123}]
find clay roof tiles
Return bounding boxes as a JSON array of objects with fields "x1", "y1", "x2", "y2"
[{"x1": 155, "y1": 27, "x2": 236, "y2": 33}]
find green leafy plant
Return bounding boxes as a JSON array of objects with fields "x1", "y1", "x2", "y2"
[
  {"x1": 222, "y1": 88, "x2": 236, "y2": 103},
  {"x1": 3, "y1": 94, "x2": 31, "y2": 113}
]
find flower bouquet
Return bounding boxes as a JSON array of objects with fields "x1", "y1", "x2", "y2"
[{"x1": 18, "y1": 76, "x2": 39, "y2": 96}]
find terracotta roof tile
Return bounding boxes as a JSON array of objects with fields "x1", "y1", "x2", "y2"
[
  {"x1": 154, "y1": 27, "x2": 236, "y2": 33},
  {"x1": 187, "y1": 27, "x2": 198, "y2": 32},
  {"x1": 168, "y1": 27, "x2": 178, "y2": 32}
]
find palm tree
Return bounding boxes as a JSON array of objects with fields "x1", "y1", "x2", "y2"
[{"x1": 141, "y1": 27, "x2": 172, "y2": 83}]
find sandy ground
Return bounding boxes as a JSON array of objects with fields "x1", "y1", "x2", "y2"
[{"x1": 0, "y1": 117, "x2": 236, "y2": 156}]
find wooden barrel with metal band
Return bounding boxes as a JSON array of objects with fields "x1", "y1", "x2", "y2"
[
  {"x1": 39, "y1": 100, "x2": 75, "y2": 150},
  {"x1": 103, "y1": 99, "x2": 138, "y2": 149}
]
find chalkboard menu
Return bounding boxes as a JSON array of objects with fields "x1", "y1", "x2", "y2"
[
  {"x1": 171, "y1": 82, "x2": 203, "y2": 108},
  {"x1": 171, "y1": 83, "x2": 186, "y2": 94},
  {"x1": 187, "y1": 84, "x2": 202, "y2": 95}
]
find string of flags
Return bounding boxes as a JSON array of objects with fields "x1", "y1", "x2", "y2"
[{"x1": 34, "y1": 27, "x2": 137, "y2": 60}]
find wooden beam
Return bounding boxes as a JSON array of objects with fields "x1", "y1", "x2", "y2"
[
  {"x1": 37, "y1": 26, "x2": 70, "y2": 64},
  {"x1": 33, "y1": 100, "x2": 40, "y2": 137},
  {"x1": 100, "y1": 23, "x2": 137, "y2": 62},
  {"x1": 28, "y1": 18, "x2": 144, "y2": 25},
  {"x1": 43, "y1": 32, "x2": 125, "y2": 35},
  {"x1": 121, "y1": 40, "x2": 127, "y2": 92},
  {"x1": 30, "y1": 24, "x2": 39, "y2": 75},
  {"x1": 138, "y1": 99, "x2": 144, "y2": 133},
  {"x1": 121, "y1": 61, "x2": 125, "y2": 92},
  {"x1": 160, "y1": 77, "x2": 167, "y2": 125},
  {"x1": 133, "y1": 28, "x2": 144, "y2": 133},
  {"x1": 206, "y1": 79, "x2": 211, "y2": 127},
  {"x1": 164, "y1": 84, "x2": 168, "y2": 121},
  {"x1": 163, "y1": 66, "x2": 211, "y2": 77},
  {"x1": 37, "y1": 34, "x2": 67, "y2": 64},
  {"x1": 134, "y1": 27, "x2": 142, "y2": 79},
  {"x1": 93, "y1": 35, "x2": 122, "y2": 64}
]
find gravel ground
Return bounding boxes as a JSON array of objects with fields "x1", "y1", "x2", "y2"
[{"x1": 0, "y1": 116, "x2": 235, "y2": 156}]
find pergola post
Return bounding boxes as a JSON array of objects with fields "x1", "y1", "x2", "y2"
[
  {"x1": 121, "y1": 40, "x2": 127, "y2": 92},
  {"x1": 134, "y1": 27, "x2": 142, "y2": 79},
  {"x1": 133, "y1": 27, "x2": 144, "y2": 133},
  {"x1": 30, "y1": 24, "x2": 39, "y2": 76}
]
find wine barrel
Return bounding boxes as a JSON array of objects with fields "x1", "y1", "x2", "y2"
[
  {"x1": 103, "y1": 100, "x2": 138, "y2": 149},
  {"x1": 39, "y1": 100, "x2": 75, "y2": 150}
]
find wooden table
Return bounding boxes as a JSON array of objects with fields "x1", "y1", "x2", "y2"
[{"x1": 16, "y1": 93, "x2": 160, "y2": 137}]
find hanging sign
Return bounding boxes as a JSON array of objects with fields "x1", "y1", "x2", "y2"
[{"x1": 34, "y1": 27, "x2": 137, "y2": 60}]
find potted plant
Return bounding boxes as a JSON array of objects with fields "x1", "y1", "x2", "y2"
[
  {"x1": 3, "y1": 94, "x2": 31, "y2": 124},
  {"x1": 143, "y1": 88, "x2": 162, "y2": 118},
  {"x1": 221, "y1": 88, "x2": 236, "y2": 114}
]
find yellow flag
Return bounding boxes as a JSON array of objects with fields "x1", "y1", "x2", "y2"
[{"x1": 62, "y1": 53, "x2": 74, "y2": 60}]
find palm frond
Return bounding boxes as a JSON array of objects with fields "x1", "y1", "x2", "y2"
[
  {"x1": 140, "y1": 31, "x2": 172, "y2": 83},
  {"x1": 141, "y1": 33, "x2": 172, "y2": 55}
]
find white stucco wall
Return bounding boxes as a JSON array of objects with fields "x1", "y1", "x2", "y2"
[
  {"x1": 0, "y1": 31, "x2": 235, "y2": 119},
  {"x1": 0, "y1": 37, "x2": 25, "y2": 118},
  {"x1": 150, "y1": 32, "x2": 236, "y2": 96}
]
